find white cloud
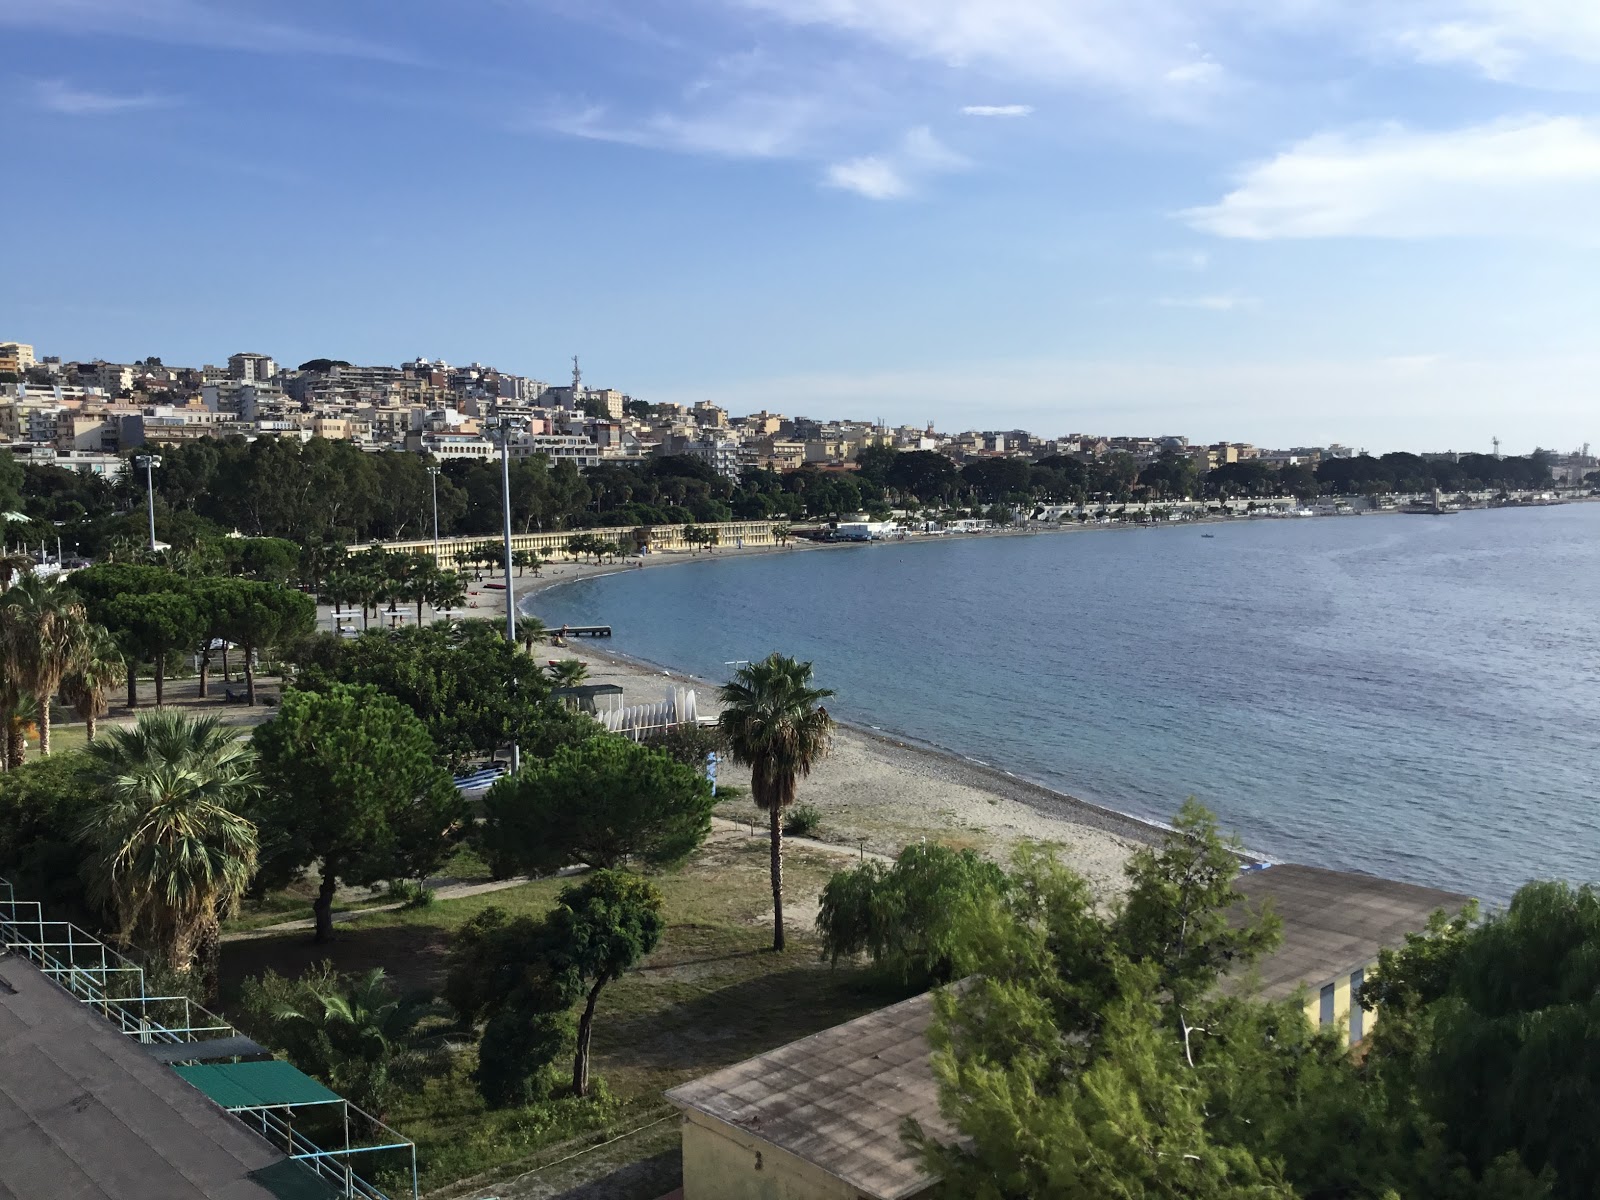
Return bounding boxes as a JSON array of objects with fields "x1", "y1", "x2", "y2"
[
  {"x1": 735, "y1": 0, "x2": 1205, "y2": 94},
  {"x1": 1386, "y1": 1, "x2": 1600, "y2": 84},
  {"x1": 1183, "y1": 116, "x2": 1600, "y2": 240},
  {"x1": 1164, "y1": 56, "x2": 1224, "y2": 87},
  {"x1": 824, "y1": 125, "x2": 967, "y2": 198},
  {"x1": 1, "y1": 0, "x2": 409, "y2": 61},
  {"x1": 1158, "y1": 292, "x2": 1257, "y2": 310},
  {"x1": 34, "y1": 79, "x2": 172, "y2": 114},
  {"x1": 541, "y1": 93, "x2": 828, "y2": 159},
  {"x1": 961, "y1": 103, "x2": 1034, "y2": 117},
  {"x1": 826, "y1": 156, "x2": 908, "y2": 198}
]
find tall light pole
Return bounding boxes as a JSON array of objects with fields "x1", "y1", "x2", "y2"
[
  {"x1": 484, "y1": 416, "x2": 524, "y2": 772},
  {"x1": 133, "y1": 453, "x2": 162, "y2": 551},
  {"x1": 426, "y1": 465, "x2": 441, "y2": 565}
]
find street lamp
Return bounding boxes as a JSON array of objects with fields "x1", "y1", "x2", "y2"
[
  {"x1": 133, "y1": 453, "x2": 162, "y2": 551},
  {"x1": 483, "y1": 416, "x2": 525, "y2": 772},
  {"x1": 426, "y1": 465, "x2": 441, "y2": 566}
]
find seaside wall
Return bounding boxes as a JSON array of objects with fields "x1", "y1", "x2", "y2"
[{"x1": 349, "y1": 520, "x2": 780, "y2": 570}]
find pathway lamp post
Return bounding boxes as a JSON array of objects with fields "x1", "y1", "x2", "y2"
[
  {"x1": 484, "y1": 416, "x2": 525, "y2": 772},
  {"x1": 426, "y1": 464, "x2": 442, "y2": 566},
  {"x1": 133, "y1": 453, "x2": 162, "y2": 552}
]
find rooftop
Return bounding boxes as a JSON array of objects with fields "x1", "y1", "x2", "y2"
[
  {"x1": 665, "y1": 990, "x2": 951, "y2": 1200},
  {"x1": 0, "y1": 951, "x2": 311, "y2": 1200},
  {"x1": 1233, "y1": 863, "x2": 1471, "y2": 999}
]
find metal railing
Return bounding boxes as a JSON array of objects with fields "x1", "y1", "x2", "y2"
[{"x1": 0, "y1": 875, "x2": 417, "y2": 1199}]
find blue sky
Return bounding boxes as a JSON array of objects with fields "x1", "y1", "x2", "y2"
[{"x1": 5, "y1": 0, "x2": 1600, "y2": 452}]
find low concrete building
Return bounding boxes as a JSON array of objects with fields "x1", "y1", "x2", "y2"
[
  {"x1": 666, "y1": 991, "x2": 950, "y2": 1200},
  {"x1": 666, "y1": 864, "x2": 1469, "y2": 1198},
  {"x1": 1232, "y1": 863, "x2": 1469, "y2": 1046}
]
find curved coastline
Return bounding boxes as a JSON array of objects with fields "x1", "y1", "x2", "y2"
[{"x1": 518, "y1": 550, "x2": 1240, "y2": 860}]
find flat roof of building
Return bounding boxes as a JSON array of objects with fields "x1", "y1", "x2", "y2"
[
  {"x1": 665, "y1": 990, "x2": 951, "y2": 1200},
  {"x1": 1233, "y1": 863, "x2": 1471, "y2": 999},
  {"x1": 0, "y1": 952, "x2": 311, "y2": 1200}
]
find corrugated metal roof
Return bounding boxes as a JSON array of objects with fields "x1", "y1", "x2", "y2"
[
  {"x1": 174, "y1": 1061, "x2": 342, "y2": 1111},
  {"x1": 1232, "y1": 863, "x2": 1471, "y2": 998},
  {"x1": 665, "y1": 990, "x2": 950, "y2": 1200}
]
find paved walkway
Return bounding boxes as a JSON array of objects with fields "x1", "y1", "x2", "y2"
[{"x1": 220, "y1": 876, "x2": 535, "y2": 942}]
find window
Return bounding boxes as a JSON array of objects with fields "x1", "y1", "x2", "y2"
[
  {"x1": 1319, "y1": 983, "x2": 1335, "y2": 1026},
  {"x1": 1349, "y1": 970, "x2": 1365, "y2": 1042}
]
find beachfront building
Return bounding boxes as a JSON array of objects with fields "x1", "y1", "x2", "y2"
[
  {"x1": 666, "y1": 991, "x2": 949, "y2": 1200},
  {"x1": 1231, "y1": 863, "x2": 1468, "y2": 1043},
  {"x1": 665, "y1": 863, "x2": 1468, "y2": 1200},
  {"x1": 348, "y1": 519, "x2": 783, "y2": 571}
]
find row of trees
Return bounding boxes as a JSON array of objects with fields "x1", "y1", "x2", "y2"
[
  {"x1": 70, "y1": 563, "x2": 316, "y2": 706},
  {"x1": 2, "y1": 437, "x2": 1563, "y2": 563}
]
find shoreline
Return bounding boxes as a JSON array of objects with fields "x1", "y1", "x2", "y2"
[{"x1": 507, "y1": 551, "x2": 1188, "y2": 895}]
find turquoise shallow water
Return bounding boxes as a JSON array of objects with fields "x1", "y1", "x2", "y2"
[{"x1": 531, "y1": 506, "x2": 1600, "y2": 902}]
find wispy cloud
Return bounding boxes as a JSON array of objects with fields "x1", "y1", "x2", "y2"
[
  {"x1": 1152, "y1": 248, "x2": 1211, "y2": 270},
  {"x1": 1157, "y1": 292, "x2": 1257, "y2": 310},
  {"x1": 961, "y1": 104, "x2": 1033, "y2": 117},
  {"x1": 825, "y1": 125, "x2": 968, "y2": 199},
  {"x1": 34, "y1": 78, "x2": 173, "y2": 115},
  {"x1": 1, "y1": 0, "x2": 411, "y2": 62},
  {"x1": 1183, "y1": 115, "x2": 1600, "y2": 240},
  {"x1": 1385, "y1": 1, "x2": 1600, "y2": 85},
  {"x1": 539, "y1": 92, "x2": 829, "y2": 159}
]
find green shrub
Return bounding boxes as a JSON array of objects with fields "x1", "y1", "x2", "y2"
[{"x1": 783, "y1": 804, "x2": 823, "y2": 837}]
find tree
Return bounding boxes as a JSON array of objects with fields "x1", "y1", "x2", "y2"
[
  {"x1": 77, "y1": 711, "x2": 260, "y2": 996},
  {"x1": 290, "y1": 621, "x2": 555, "y2": 769},
  {"x1": 545, "y1": 658, "x2": 588, "y2": 688},
  {"x1": 1363, "y1": 881, "x2": 1600, "y2": 1198},
  {"x1": 445, "y1": 872, "x2": 664, "y2": 1101},
  {"x1": 102, "y1": 589, "x2": 201, "y2": 708},
  {"x1": 0, "y1": 752, "x2": 102, "y2": 918},
  {"x1": 718, "y1": 653, "x2": 834, "y2": 951},
  {"x1": 556, "y1": 870, "x2": 664, "y2": 1097},
  {"x1": 240, "y1": 963, "x2": 443, "y2": 1119},
  {"x1": 252, "y1": 684, "x2": 469, "y2": 942},
  {"x1": 482, "y1": 737, "x2": 713, "y2": 876},
  {"x1": 59, "y1": 623, "x2": 124, "y2": 741},
  {"x1": 818, "y1": 843, "x2": 1010, "y2": 985},
  {"x1": 0, "y1": 575, "x2": 89, "y2": 755},
  {"x1": 1114, "y1": 799, "x2": 1281, "y2": 1067},
  {"x1": 212, "y1": 580, "x2": 316, "y2": 704}
]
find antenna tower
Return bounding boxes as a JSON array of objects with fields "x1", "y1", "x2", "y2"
[{"x1": 1492, "y1": 435, "x2": 1501, "y2": 459}]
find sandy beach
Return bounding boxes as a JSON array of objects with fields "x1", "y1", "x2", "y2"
[{"x1": 497, "y1": 543, "x2": 1161, "y2": 899}]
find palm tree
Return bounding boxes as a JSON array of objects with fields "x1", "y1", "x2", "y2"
[
  {"x1": 518, "y1": 616, "x2": 548, "y2": 654},
  {"x1": 545, "y1": 658, "x2": 588, "y2": 688},
  {"x1": 78, "y1": 710, "x2": 261, "y2": 996},
  {"x1": 0, "y1": 551, "x2": 33, "y2": 592},
  {"x1": 60, "y1": 624, "x2": 125, "y2": 741},
  {"x1": 719, "y1": 654, "x2": 835, "y2": 951},
  {"x1": 1, "y1": 574, "x2": 90, "y2": 756},
  {"x1": 0, "y1": 688, "x2": 37, "y2": 770},
  {"x1": 426, "y1": 570, "x2": 466, "y2": 620},
  {"x1": 264, "y1": 967, "x2": 441, "y2": 1119}
]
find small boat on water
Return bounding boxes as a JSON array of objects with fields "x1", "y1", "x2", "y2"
[{"x1": 1200, "y1": 533, "x2": 1215, "y2": 538}]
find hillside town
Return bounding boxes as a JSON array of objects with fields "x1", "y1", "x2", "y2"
[{"x1": 5, "y1": 341, "x2": 1591, "y2": 486}]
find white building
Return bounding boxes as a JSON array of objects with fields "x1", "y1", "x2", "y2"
[{"x1": 227, "y1": 352, "x2": 277, "y2": 383}]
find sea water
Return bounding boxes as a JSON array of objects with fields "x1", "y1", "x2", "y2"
[{"x1": 531, "y1": 505, "x2": 1600, "y2": 902}]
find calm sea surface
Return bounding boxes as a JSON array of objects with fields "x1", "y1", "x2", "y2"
[{"x1": 531, "y1": 506, "x2": 1600, "y2": 902}]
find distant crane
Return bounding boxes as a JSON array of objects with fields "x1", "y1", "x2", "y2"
[{"x1": 1492, "y1": 435, "x2": 1501, "y2": 459}]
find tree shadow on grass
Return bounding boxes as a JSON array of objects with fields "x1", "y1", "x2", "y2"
[
  {"x1": 218, "y1": 922, "x2": 454, "y2": 1008},
  {"x1": 596, "y1": 960, "x2": 909, "y2": 1077}
]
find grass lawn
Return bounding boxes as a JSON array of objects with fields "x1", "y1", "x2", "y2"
[{"x1": 218, "y1": 830, "x2": 905, "y2": 1197}]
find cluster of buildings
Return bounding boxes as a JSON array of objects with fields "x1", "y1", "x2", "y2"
[{"x1": 3, "y1": 340, "x2": 1591, "y2": 487}]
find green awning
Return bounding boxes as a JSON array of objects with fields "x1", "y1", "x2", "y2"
[{"x1": 174, "y1": 1060, "x2": 342, "y2": 1110}]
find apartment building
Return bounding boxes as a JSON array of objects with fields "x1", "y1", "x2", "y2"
[
  {"x1": 227, "y1": 352, "x2": 277, "y2": 383},
  {"x1": 0, "y1": 342, "x2": 35, "y2": 374}
]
